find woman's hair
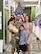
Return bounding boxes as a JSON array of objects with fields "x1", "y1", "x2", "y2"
[
  {"x1": 28, "y1": 16, "x2": 31, "y2": 22},
  {"x1": 8, "y1": 17, "x2": 15, "y2": 25},
  {"x1": 25, "y1": 15, "x2": 31, "y2": 22}
]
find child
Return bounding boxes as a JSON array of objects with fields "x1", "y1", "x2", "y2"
[
  {"x1": 8, "y1": 17, "x2": 19, "y2": 33},
  {"x1": 19, "y1": 25, "x2": 28, "y2": 54}
]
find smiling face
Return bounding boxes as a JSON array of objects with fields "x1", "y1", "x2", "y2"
[
  {"x1": 19, "y1": 25, "x2": 24, "y2": 31},
  {"x1": 16, "y1": 15, "x2": 20, "y2": 21},
  {"x1": 25, "y1": 16, "x2": 29, "y2": 22}
]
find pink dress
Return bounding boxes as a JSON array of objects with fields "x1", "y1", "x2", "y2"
[{"x1": 23, "y1": 23, "x2": 32, "y2": 44}]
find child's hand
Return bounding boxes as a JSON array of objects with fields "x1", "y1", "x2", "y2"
[
  {"x1": 25, "y1": 37, "x2": 28, "y2": 44},
  {"x1": 13, "y1": 22, "x2": 16, "y2": 26}
]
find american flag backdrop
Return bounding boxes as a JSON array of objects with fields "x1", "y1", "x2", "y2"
[{"x1": 11, "y1": 3, "x2": 25, "y2": 22}]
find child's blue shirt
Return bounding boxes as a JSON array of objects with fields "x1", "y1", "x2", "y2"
[{"x1": 19, "y1": 30, "x2": 28, "y2": 45}]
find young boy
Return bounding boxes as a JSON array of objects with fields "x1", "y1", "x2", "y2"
[{"x1": 19, "y1": 25, "x2": 28, "y2": 54}]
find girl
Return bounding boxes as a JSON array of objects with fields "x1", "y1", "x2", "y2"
[
  {"x1": 8, "y1": 17, "x2": 19, "y2": 33},
  {"x1": 23, "y1": 16, "x2": 33, "y2": 54}
]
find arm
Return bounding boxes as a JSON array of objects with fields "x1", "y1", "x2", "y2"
[
  {"x1": 27, "y1": 23, "x2": 33, "y2": 38},
  {"x1": 24, "y1": 31, "x2": 28, "y2": 44},
  {"x1": 15, "y1": 32, "x2": 19, "y2": 39},
  {"x1": 29, "y1": 23, "x2": 33, "y2": 35},
  {"x1": 13, "y1": 22, "x2": 16, "y2": 26},
  {"x1": 15, "y1": 32, "x2": 19, "y2": 36}
]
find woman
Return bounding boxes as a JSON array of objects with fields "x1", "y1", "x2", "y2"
[{"x1": 23, "y1": 16, "x2": 33, "y2": 54}]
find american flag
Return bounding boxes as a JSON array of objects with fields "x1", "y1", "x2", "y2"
[{"x1": 11, "y1": 3, "x2": 25, "y2": 22}]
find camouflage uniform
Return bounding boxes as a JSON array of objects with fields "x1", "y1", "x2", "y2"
[
  {"x1": 16, "y1": 21, "x2": 23, "y2": 52},
  {"x1": 11, "y1": 21, "x2": 22, "y2": 54}
]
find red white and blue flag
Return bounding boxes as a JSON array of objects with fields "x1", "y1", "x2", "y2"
[{"x1": 11, "y1": 3, "x2": 25, "y2": 22}]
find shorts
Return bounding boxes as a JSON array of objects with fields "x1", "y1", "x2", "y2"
[{"x1": 19, "y1": 44, "x2": 27, "y2": 52}]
